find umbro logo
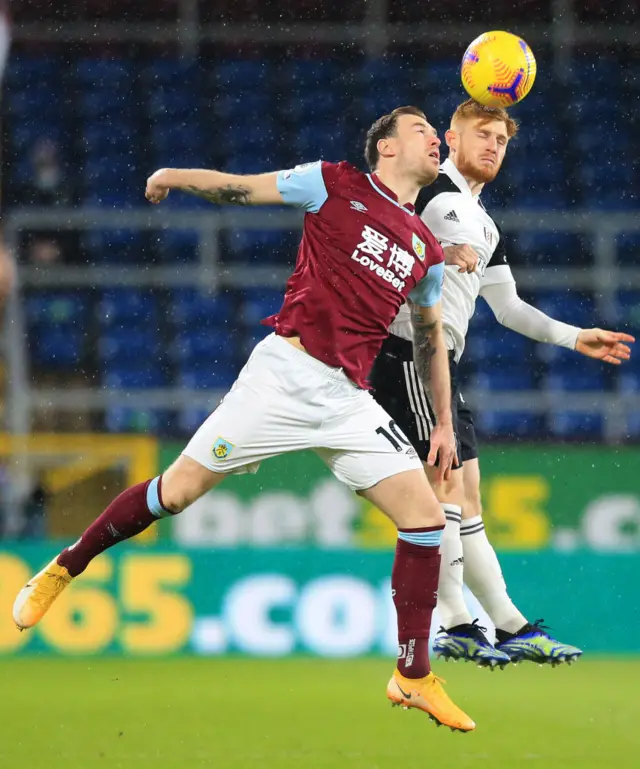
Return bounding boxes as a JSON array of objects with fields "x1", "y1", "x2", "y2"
[
  {"x1": 450, "y1": 557, "x2": 464, "y2": 567},
  {"x1": 444, "y1": 210, "x2": 459, "y2": 222},
  {"x1": 350, "y1": 200, "x2": 368, "y2": 212}
]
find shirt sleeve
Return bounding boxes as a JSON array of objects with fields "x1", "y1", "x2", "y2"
[
  {"x1": 408, "y1": 261, "x2": 445, "y2": 307},
  {"x1": 276, "y1": 160, "x2": 329, "y2": 213},
  {"x1": 481, "y1": 280, "x2": 581, "y2": 349}
]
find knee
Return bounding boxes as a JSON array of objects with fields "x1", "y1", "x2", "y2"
[
  {"x1": 414, "y1": 497, "x2": 446, "y2": 529},
  {"x1": 159, "y1": 484, "x2": 188, "y2": 515},
  {"x1": 159, "y1": 456, "x2": 221, "y2": 514}
]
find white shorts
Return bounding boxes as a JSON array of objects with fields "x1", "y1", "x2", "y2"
[{"x1": 182, "y1": 333, "x2": 422, "y2": 491}]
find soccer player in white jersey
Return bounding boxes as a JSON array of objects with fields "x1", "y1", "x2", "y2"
[
  {"x1": 14, "y1": 107, "x2": 478, "y2": 732},
  {"x1": 370, "y1": 99, "x2": 634, "y2": 667}
]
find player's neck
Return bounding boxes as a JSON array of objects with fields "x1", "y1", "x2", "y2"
[
  {"x1": 372, "y1": 170, "x2": 420, "y2": 208},
  {"x1": 464, "y1": 176, "x2": 485, "y2": 196}
]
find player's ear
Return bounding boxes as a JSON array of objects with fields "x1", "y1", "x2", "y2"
[
  {"x1": 444, "y1": 129, "x2": 457, "y2": 150},
  {"x1": 377, "y1": 136, "x2": 395, "y2": 160}
]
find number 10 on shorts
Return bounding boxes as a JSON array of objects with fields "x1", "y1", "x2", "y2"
[{"x1": 376, "y1": 420, "x2": 412, "y2": 453}]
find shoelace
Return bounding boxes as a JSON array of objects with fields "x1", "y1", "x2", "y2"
[
  {"x1": 438, "y1": 618, "x2": 488, "y2": 637},
  {"x1": 528, "y1": 618, "x2": 551, "y2": 635},
  {"x1": 469, "y1": 618, "x2": 488, "y2": 634}
]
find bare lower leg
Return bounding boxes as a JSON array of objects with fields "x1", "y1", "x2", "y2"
[{"x1": 58, "y1": 456, "x2": 224, "y2": 577}]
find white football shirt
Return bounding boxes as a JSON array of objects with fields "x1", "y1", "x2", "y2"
[{"x1": 389, "y1": 158, "x2": 514, "y2": 361}]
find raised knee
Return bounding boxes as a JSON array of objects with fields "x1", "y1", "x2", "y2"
[
  {"x1": 146, "y1": 474, "x2": 186, "y2": 515},
  {"x1": 420, "y1": 500, "x2": 445, "y2": 529}
]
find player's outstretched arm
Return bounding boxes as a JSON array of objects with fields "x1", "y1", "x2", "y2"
[
  {"x1": 145, "y1": 168, "x2": 283, "y2": 206},
  {"x1": 409, "y1": 300, "x2": 458, "y2": 481},
  {"x1": 481, "y1": 281, "x2": 635, "y2": 364}
]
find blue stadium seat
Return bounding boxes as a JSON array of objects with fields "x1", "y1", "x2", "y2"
[
  {"x1": 224, "y1": 119, "x2": 277, "y2": 152},
  {"x1": 285, "y1": 59, "x2": 341, "y2": 92},
  {"x1": 475, "y1": 410, "x2": 544, "y2": 439},
  {"x1": 98, "y1": 328, "x2": 161, "y2": 364},
  {"x1": 517, "y1": 187, "x2": 568, "y2": 209},
  {"x1": 177, "y1": 407, "x2": 215, "y2": 434},
  {"x1": 421, "y1": 59, "x2": 463, "y2": 92},
  {"x1": 26, "y1": 292, "x2": 89, "y2": 327},
  {"x1": 548, "y1": 410, "x2": 604, "y2": 440},
  {"x1": 473, "y1": 369, "x2": 535, "y2": 391},
  {"x1": 154, "y1": 230, "x2": 199, "y2": 263},
  {"x1": 171, "y1": 329, "x2": 237, "y2": 364},
  {"x1": 570, "y1": 61, "x2": 621, "y2": 95},
  {"x1": 8, "y1": 56, "x2": 60, "y2": 87},
  {"x1": 11, "y1": 122, "x2": 65, "y2": 151},
  {"x1": 82, "y1": 158, "x2": 131, "y2": 187},
  {"x1": 82, "y1": 229, "x2": 146, "y2": 264},
  {"x1": 240, "y1": 289, "x2": 284, "y2": 326},
  {"x1": 215, "y1": 59, "x2": 272, "y2": 89},
  {"x1": 213, "y1": 93, "x2": 271, "y2": 121},
  {"x1": 178, "y1": 363, "x2": 239, "y2": 390},
  {"x1": 103, "y1": 365, "x2": 168, "y2": 389},
  {"x1": 148, "y1": 88, "x2": 196, "y2": 118},
  {"x1": 615, "y1": 291, "x2": 640, "y2": 326},
  {"x1": 105, "y1": 407, "x2": 168, "y2": 434},
  {"x1": 150, "y1": 124, "x2": 204, "y2": 157},
  {"x1": 83, "y1": 123, "x2": 134, "y2": 154},
  {"x1": 531, "y1": 290, "x2": 596, "y2": 327},
  {"x1": 226, "y1": 228, "x2": 292, "y2": 262},
  {"x1": 545, "y1": 368, "x2": 606, "y2": 393},
  {"x1": 350, "y1": 95, "x2": 387, "y2": 125},
  {"x1": 76, "y1": 58, "x2": 133, "y2": 87},
  {"x1": 465, "y1": 329, "x2": 533, "y2": 366},
  {"x1": 582, "y1": 185, "x2": 638, "y2": 211},
  {"x1": 537, "y1": 344, "x2": 578, "y2": 366},
  {"x1": 616, "y1": 233, "x2": 640, "y2": 266},
  {"x1": 98, "y1": 289, "x2": 159, "y2": 328},
  {"x1": 514, "y1": 231, "x2": 587, "y2": 265},
  {"x1": 80, "y1": 89, "x2": 136, "y2": 118},
  {"x1": 31, "y1": 327, "x2": 84, "y2": 368},
  {"x1": 293, "y1": 124, "x2": 347, "y2": 160},
  {"x1": 287, "y1": 90, "x2": 344, "y2": 124},
  {"x1": 169, "y1": 289, "x2": 235, "y2": 326},
  {"x1": 618, "y1": 370, "x2": 640, "y2": 394},
  {"x1": 143, "y1": 58, "x2": 201, "y2": 85},
  {"x1": 469, "y1": 297, "x2": 495, "y2": 330}
]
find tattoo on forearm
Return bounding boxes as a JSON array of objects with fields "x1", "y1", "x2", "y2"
[
  {"x1": 184, "y1": 184, "x2": 252, "y2": 205},
  {"x1": 410, "y1": 307, "x2": 438, "y2": 395}
]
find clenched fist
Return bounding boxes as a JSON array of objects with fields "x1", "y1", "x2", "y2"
[{"x1": 145, "y1": 169, "x2": 172, "y2": 204}]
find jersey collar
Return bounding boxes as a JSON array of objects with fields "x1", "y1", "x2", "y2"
[
  {"x1": 441, "y1": 158, "x2": 480, "y2": 200},
  {"x1": 367, "y1": 173, "x2": 416, "y2": 215}
]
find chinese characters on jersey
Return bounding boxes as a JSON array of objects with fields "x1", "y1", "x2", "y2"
[{"x1": 351, "y1": 225, "x2": 416, "y2": 291}]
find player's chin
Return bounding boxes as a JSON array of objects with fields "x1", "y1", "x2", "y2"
[
  {"x1": 474, "y1": 163, "x2": 500, "y2": 183},
  {"x1": 418, "y1": 164, "x2": 440, "y2": 186}
]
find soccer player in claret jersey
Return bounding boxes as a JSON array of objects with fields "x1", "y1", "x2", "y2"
[
  {"x1": 14, "y1": 107, "x2": 476, "y2": 732},
  {"x1": 370, "y1": 99, "x2": 635, "y2": 668}
]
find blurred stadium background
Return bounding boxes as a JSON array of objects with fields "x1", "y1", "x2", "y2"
[{"x1": 0, "y1": 2, "x2": 639, "y2": 767}]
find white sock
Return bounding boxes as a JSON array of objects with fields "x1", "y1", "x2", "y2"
[
  {"x1": 460, "y1": 515, "x2": 527, "y2": 634},
  {"x1": 437, "y1": 504, "x2": 473, "y2": 629}
]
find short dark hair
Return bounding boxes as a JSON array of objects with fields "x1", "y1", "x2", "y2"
[{"x1": 364, "y1": 106, "x2": 428, "y2": 171}]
